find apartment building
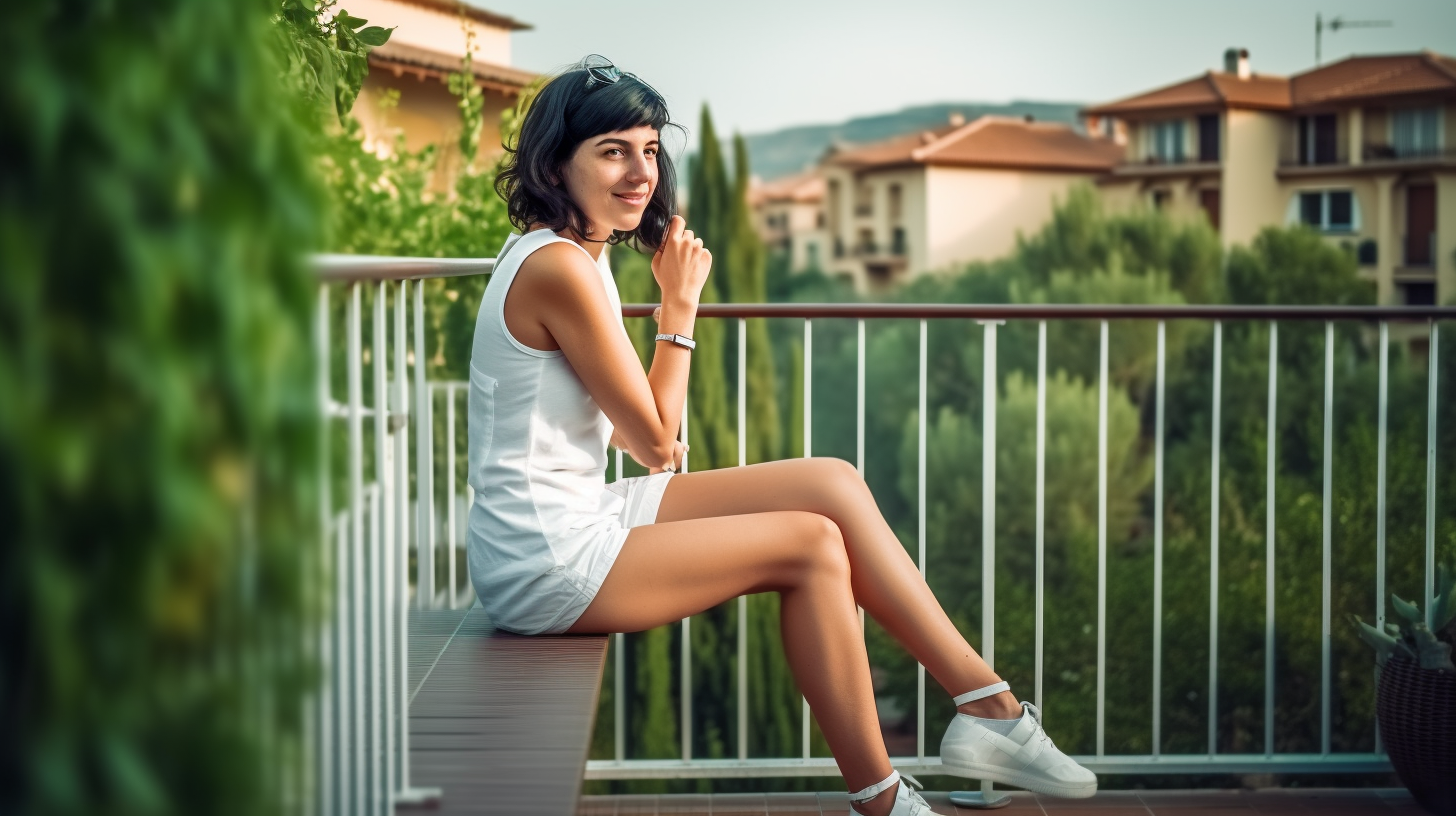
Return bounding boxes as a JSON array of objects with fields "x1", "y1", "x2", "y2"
[
  {"x1": 815, "y1": 115, "x2": 1124, "y2": 291},
  {"x1": 347, "y1": 0, "x2": 536, "y2": 175},
  {"x1": 749, "y1": 171, "x2": 828, "y2": 273},
  {"x1": 1086, "y1": 49, "x2": 1456, "y2": 305}
]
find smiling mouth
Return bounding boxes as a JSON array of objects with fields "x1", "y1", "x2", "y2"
[{"x1": 614, "y1": 191, "x2": 649, "y2": 205}]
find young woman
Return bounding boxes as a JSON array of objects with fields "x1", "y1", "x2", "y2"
[{"x1": 468, "y1": 55, "x2": 1097, "y2": 816}]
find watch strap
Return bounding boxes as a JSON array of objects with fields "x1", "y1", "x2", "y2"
[{"x1": 655, "y1": 333, "x2": 696, "y2": 350}]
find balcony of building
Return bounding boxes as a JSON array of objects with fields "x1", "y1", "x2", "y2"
[{"x1": 308, "y1": 255, "x2": 1455, "y2": 815}]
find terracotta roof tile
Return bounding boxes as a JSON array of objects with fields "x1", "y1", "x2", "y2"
[
  {"x1": 1291, "y1": 52, "x2": 1456, "y2": 106},
  {"x1": 822, "y1": 125, "x2": 961, "y2": 169},
  {"x1": 1083, "y1": 71, "x2": 1290, "y2": 115},
  {"x1": 822, "y1": 117, "x2": 1121, "y2": 173},
  {"x1": 369, "y1": 41, "x2": 537, "y2": 89},
  {"x1": 749, "y1": 171, "x2": 826, "y2": 206},
  {"x1": 914, "y1": 117, "x2": 1124, "y2": 171}
]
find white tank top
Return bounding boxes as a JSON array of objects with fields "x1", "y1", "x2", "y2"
[{"x1": 465, "y1": 228, "x2": 631, "y2": 632}]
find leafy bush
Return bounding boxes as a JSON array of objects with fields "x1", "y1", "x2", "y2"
[{"x1": 2, "y1": 2, "x2": 327, "y2": 813}]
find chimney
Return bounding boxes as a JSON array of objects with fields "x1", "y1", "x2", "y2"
[
  {"x1": 948, "y1": 112, "x2": 965, "y2": 126},
  {"x1": 1223, "y1": 47, "x2": 1251, "y2": 79}
]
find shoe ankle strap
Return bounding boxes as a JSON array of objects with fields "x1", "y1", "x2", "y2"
[
  {"x1": 848, "y1": 769, "x2": 900, "y2": 803},
  {"x1": 953, "y1": 680, "x2": 1009, "y2": 707}
]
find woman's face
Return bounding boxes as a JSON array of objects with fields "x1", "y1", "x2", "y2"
[{"x1": 558, "y1": 124, "x2": 660, "y2": 238}]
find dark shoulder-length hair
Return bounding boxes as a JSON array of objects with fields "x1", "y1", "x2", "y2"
[{"x1": 494, "y1": 60, "x2": 681, "y2": 252}]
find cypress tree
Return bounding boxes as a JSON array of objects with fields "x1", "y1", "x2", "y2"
[{"x1": 725, "y1": 133, "x2": 783, "y2": 464}]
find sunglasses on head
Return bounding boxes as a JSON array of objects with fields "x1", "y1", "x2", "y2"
[{"x1": 578, "y1": 54, "x2": 663, "y2": 102}]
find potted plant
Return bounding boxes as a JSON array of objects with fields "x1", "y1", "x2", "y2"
[{"x1": 1351, "y1": 564, "x2": 1456, "y2": 816}]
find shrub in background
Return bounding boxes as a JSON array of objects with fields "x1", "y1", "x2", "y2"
[{"x1": 2, "y1": 2, "x2": 331, "y2": 813}]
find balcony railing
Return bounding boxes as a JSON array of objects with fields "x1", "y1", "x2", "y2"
[
  {"x1": 1364, "y1": 144, "x2": 1456, "y2": 163},
  {"x1": 310, "y1": 253, "x2": 1456, "y2": 810}
]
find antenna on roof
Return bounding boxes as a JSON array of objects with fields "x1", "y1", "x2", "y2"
[{"x1": 1315, "y1": 13, "x2": 1392, "y2": 66}]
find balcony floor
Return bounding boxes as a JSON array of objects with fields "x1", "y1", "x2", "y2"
[{"x1": 577, "y1": 788, "x2": 1418, "y2": 815}]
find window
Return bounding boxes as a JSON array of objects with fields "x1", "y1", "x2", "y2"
[
  {"x1": 1391, "y1": 107, "x2": 1442, "y2": 158},
  {"x1": 1197, "y1": 114, "x2": 1220, "y2": 162},
  {"x1": 1294, "y1": 190, "x2": 1358, "y2": 232},
  {"x1": 888, "y1": 184, "x2": 903, "y2": 222},
  {"x1": 806, "y1": 242, "x2": 820, "y2": 269},
  {"x1": 854, "y1": 184, "x2": 873, "y2": 217},
  {"x1": 857, "y1": 227, "x2": 875, "y2": 255},
  {"x1": 1148, "y1": 119, "x2": 1185, "y2": 163},
  {"x1": 1403, "y1": 282, "x2": 1436, "y2": 306},
  {"x1": 1298, "y1": 114, "x2": 1338, "y2": 164},
  {"x1": 891, "y1": 227, "x2": 906, "y2": 255}
]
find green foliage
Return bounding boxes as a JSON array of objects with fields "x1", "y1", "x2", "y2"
[
  {"x1": 1226, "y1": 225, "x2": 1375, "y2": 306},
  {"x1": 1013, "y1": 185, "x2": 1224, "y2": 303},
  {"x1": 446, "y1": 21, "x2": 484, "y2": 168},
  {"x1": 276, "y1": 0, "x2": 393, "y2": 124},
  {"x1": 2, "y1": 1, "x2": 325, "y2": 812}
]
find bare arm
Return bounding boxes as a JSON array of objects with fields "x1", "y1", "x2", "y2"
[{"x1": 524, "y1": 218, "x2": 709, "y2": 469}]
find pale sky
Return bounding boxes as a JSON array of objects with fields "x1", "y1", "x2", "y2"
[{"x1": 481, "y1": 0, "x2": 1456, "y2": 148}]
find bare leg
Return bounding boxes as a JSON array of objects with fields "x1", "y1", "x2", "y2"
[
  {"x1": 653, "y1": 458, "x2": 1021, "y2": 720},
  {"x1": 567, "y1": 510, "x2": 895, "y2": 807}
]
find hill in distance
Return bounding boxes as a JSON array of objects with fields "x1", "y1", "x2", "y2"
[{"x1": 737, "y1": 100, "x2": 1086, "y2": 181}]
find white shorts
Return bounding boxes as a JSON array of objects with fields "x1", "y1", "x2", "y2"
[
  {"x1": 605, "y1": 470, "x2": 676, "y2": 529},
  {"x1": 519, "y1": 470, "x2": 674, "y2": 636}
]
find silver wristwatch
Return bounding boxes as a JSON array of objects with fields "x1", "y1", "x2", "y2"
[{"x1": 655, "y1": 333, "x2": 696, "y2": 350}]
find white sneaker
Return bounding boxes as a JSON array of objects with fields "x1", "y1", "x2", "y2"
[
  {"x1": 850, "y1": 772, "x2": 933, "y2": 816},
  {"x1": 939, "y1": 701, "x2": 1097, "y2": 798}
]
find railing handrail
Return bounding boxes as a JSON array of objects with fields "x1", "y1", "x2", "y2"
[
  {"x1": 311, "y1": 255, "x2": 1456, "y2": 321},
  {"x1": 313, "y1": 253, "x2": 496, "y2": 282},
  {"x1": 628, "y1": 303, "x2": 1456, "y2": 320}
]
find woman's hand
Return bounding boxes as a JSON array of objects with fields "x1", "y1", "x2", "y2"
[
  {"x1": 649, "y1": 440, "x2": 688, "y2": 474},
  {"x1": 651, "y1": 215, "x2": 710, "y2": 306},
  {"x1": 611, "y1": 428, "x2": 688, "y2": 473}
]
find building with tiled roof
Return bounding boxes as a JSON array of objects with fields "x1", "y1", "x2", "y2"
[
  {"x1": 749, "y1": 171, "x2": 828, "y2": 274},
  {"x1": 347, "y1": 0, "x2": 537, "y2": 181},
  {"x1": 812, "y1": 115, "x2": 1123, "y2": 290},
  {"x1": 1085, "y1": 48, "x2": 1456, "y2": 306}
]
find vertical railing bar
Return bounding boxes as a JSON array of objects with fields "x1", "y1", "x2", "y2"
[
  {"x1": 738, "y1": 317, "x2": 749, "y2": 762},
  {"x1": 916, "y1": 318, "x2": 927, "y2": 761},
  {"x1": 1425, "y1": 321, "x2": 1440, "y2": 624},
  {"x1": 413, "y1": 281, "x2": 433, "y2": 610},
  {"x1": 1265, "y1": 322, "x2": 1278, "y2": 758},
  {"x1": 335, "y1": 509, "x2": 352, "y2": 816},
  {"x1": 1209, "y1": 321, "x2": 1222, "y2": 758},
  {"x1": 367, "y1": 485, "x2": 382, "y2": 816},
  {"x1": 447, "y1": 385, "x2": 457, "y2": 610},
  {"x1": 857, "y1": 318, "x2": 866, "y2": 631},
  {"x1": 1096, "y1": 320, "x2": 1108, "y2": 757},
  {"x1": 1375, "y1": 321, "x2": 1388, "y2": 756},
  {"x1": 980, "y1": 320, "x2": 999, "y2": 802},
  {"x1": 348, "y1": 283, "x2": 365, "y2": 814},
  {"x1": 395, "y1": 280, "x2": 414, "y2": 793},
  {"x1": 857, "y1": 318, "x2": 866, "y2": 479},
  {"x1": 315, "y1": 285, "x2": 332, "y2": 816},
  {"x1": 1153, "y1": 320, "x2": 1165, "y2": 757},
  {"x1": 1321, "y1": 321, "x2": 1334, "y2": 756},
  {"x1": 374, "y1": 282, "x2": 394, "y2": 814},
  {"x1": 682, "y1": 388, "x2": 691, "y2": 764},
  {"x1": 614, "y1": 448, "x2": 625, "y2": 765},
  {"x1": 980, "y1": 321, "x2": 998, "y2": 670},
  {"x1": 1035, "y1": 321, "x2": 1046, "y2": 712},
  {"x1": 803, "y1": 317, "x2": 813, "y2": 760}
]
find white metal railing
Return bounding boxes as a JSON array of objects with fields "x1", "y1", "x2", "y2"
[{"x1": 310, "y1": 254, "x2": 1454, "y2": 807}]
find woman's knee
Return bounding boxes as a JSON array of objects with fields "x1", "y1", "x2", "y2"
[{"x1": 784, "y1": 511, "x2": 850, "y2": 585}]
